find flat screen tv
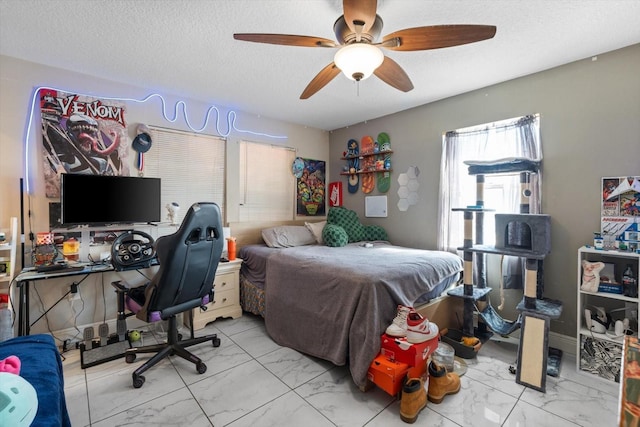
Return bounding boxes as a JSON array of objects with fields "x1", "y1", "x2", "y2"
[{"x1": 60, "y1": 174, "x2": 161, "y2": 226}]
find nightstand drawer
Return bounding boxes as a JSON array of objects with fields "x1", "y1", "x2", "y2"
[
  {"x1": 208, "y1": 288, "x2": 238, "y2": 311},
  {"x1": 213, "y1": 272, "x2": 237, "y2": 292}
]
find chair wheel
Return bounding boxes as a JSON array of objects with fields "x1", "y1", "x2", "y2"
[
  {"x1": 125, "y1": 353, "x2": 137, "y2": 363},
  {"x1": 132, "y1": 374, "x2": 145, "y2": 388},
  {"x1": 196, "y1": 362, "x2": 207, "y2": 374},
  {"x1": 212, "y1": 337, "x2": 221, "y2": 347}
]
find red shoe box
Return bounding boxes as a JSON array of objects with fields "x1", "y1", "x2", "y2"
[
  {"x1": 367, "y1": 353, "x2": 410, "y2": 396},
  {"x1": 407, "y1": 360, "x2": 427, "y2": 380},
  {"x1": 380, "y1": 333, "x2": 440, "y2": 368}
]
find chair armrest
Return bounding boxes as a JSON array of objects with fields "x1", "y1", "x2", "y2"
[{"x1": 111, "y1": 280, "x2": 128, "y2": 293}]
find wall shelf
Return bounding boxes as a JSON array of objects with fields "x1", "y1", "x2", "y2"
[
  {"x1": 340, "y1": 168, "x2": 392, "y2": 176},
  {"x1": 341, "y1": 150, "x2": 393, "y2": 161}
]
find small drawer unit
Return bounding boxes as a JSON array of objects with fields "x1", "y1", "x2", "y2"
[{"x1": 185, "y1": 259, "x2": 242, "y2": 330}]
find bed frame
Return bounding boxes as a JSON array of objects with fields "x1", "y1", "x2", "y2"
[{"x1": 227, "y1": 220, "x2": 463, "y2": 329}]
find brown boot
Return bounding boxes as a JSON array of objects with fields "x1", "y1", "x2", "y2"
[
  {"x1": 427, "y1": 360, "x2": 461, "y2": 404},
  {"x1": 399, "y1": 377, "x2": 427, "y2": 424}
]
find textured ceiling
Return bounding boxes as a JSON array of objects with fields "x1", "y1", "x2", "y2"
[{"x1": 1, "y1": 0, "x2": 639, "y2": 131}]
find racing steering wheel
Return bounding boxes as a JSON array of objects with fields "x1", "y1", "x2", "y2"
[{"x1": 111, "y1": 230, "x2": 156, "y2": 270}]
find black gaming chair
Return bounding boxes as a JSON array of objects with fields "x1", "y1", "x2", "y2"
[{"x1": 112, "y1": 202, "x2": 224, "y2": 388}]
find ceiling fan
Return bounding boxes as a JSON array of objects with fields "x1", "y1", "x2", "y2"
[{"x1": 233, "y1": 0, "x2": 496, "y2": 99}]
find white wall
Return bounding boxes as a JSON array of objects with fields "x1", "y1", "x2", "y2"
[
  {"x1": 328, "y1": 44, "x2": 640, "y2": 337},
  {"x1": 0, "y1": 55, "x2": 329, "y2": 337}
]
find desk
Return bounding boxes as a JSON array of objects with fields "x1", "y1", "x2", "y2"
[{"x1": 15, "y1": 261, "x2": 156, "y2": 336}]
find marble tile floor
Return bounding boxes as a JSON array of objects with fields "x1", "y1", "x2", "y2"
[{"x1": 62, "y1": 313, "x2": 620, "y2": 426}]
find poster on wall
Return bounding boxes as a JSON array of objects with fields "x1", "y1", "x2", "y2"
[
  {"x1": 39, "y1": 89, "x2": 130, "y2": 197},
  {"x1": 602, "y1": 177, "x2": 621, "y2": 216},
  {"x1": 601, "y1": 176, "x2": 640, "y2": 251},
  {"x1": 328, "y1": 181, "x2": 342, "y2": 207},
  {"x1": 295, "y1": 158, "x2": 326, "y2": 216}
]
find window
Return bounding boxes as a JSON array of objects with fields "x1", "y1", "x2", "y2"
[
  {"x1": 482, "y1": 176, "x2": 510, "y2": 246},
  {"x1": 144, "y1": 127, "x2": 226, "y2": 222},
  {"x1": 438, "y1": 114, "x2": 542, "y2": 252},
  {"x1": 238, "y1": 140, "x2": 296, "y2": 222}
]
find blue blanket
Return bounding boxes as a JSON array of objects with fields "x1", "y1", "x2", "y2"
[{"x1": 0, "y1": 334, "x2": 71, "y2": 427}]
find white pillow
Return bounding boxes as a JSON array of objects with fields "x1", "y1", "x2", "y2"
[
  {"x1": 261, "y1": 226, "x2": 316, "y2": 248},
  {"x1": 305, "y1": 221, "x2": 326, "y2": 245}
]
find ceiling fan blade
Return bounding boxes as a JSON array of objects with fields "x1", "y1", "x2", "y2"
[
  {"x1": 382, "y1": 25, "x2": 496, "y2": 51},
  {"x1": 234, "y1": 33, "x2": 337, "y2": 48},
  {"x1": 343, "y1": 0, "x2": 377, "y2": 33},
  {"x1": 300, "y1": 62, "x2": 342, "y2": 99},
  {"x1": 374, "y1": 56, "x2": 414, "y2": 92}
]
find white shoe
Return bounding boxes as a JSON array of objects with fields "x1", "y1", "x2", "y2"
[
  {"x1": 406, "y1": 311, "x2": 439, "y2": 343},
  {"x1": 386, "y1": 305, "x2": 412, "y2": 337}
]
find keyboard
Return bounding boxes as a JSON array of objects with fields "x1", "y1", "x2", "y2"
[{"x1": 35, "y1": 263, "x2": 85, "y2": 273}]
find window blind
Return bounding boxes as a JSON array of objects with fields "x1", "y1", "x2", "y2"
[
  {"x1": 144, "y1": 126, "x2": 226, "y2": 223},
  {"x1": 238, "y1": 140, "x2": 295, "y2": 222}
]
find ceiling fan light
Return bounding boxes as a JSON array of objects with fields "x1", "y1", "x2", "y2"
[{"x1": 334, "y1": 43, "x2": 384, "y2": 81}]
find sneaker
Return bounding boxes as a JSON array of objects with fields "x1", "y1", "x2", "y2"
[
  {"x1": 406, "y1": 311, "x2": 439, "y2": 343},
  {"x1": 386, "y1": 305, "x2": 412, "y2": 337}
]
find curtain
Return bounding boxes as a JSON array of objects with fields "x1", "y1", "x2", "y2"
[
  {"x1": 438, "y1": 114, "x2": 542, "y2": 296},
  {"x1": 437, "y1": 114, "x2": 542, "y2": 253}
]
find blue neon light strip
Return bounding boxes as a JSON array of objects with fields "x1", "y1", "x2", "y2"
[{"x1": 24, "y1": 86, "x2": 288, "y2": 193}]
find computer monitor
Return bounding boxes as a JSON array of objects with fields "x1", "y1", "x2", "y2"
[{"x1": 60, "y1": 174, "x2": 161, "y2": 226}]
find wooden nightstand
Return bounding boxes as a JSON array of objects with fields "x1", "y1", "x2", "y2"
[{"x1": 185, "y1": 258, "x2": 242, "y2": 330}]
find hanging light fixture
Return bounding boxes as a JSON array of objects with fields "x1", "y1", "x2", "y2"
[{"x1": 334, "y1": 43, "x2": 384, "y2": 81}]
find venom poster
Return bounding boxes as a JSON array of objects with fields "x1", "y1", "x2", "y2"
[{"x1": 40, "y1": 89, "x2": 130, "y2": 197}]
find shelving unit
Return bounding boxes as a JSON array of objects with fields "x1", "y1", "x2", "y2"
[
  {"x1": 0, "y1": 217, "x2": 18, "y2": 294},
  {"x1": 0, "y1": 217, "x2": 18, "y2": 340},
  {"x1": 339, "y1": 150, "x2": 393, "y2": 176},
  {"x1": 577, "y1": 245, "x2": 639, "y2": 383}
]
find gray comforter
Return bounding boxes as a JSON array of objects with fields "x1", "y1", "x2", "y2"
[{"x1": 261, "y1": 242, "x2": 462, "y2": 388}]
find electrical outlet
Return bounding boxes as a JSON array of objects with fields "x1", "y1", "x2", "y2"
[{"x1": 68, "y1": 283, "x2": 80, "y2": 301}]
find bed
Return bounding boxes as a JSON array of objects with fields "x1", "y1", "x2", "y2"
[{"x1": 238, "y1": 235, "x2": 462, "y2": 389}]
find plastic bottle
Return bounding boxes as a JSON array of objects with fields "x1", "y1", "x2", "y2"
[
  {"x1": 623, "y1": 264, "x2": 638, "y2": 298},
  {"x1": 227, "y1": 237, "x2": 237, "y2": 261},
  {"x1": 593, "y1": 232, "x2": 604, "y2": 249}
]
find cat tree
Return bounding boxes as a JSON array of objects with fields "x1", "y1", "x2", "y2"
[{"x1": 445, "y1": 158, "x2": 562, "y2": 392}]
